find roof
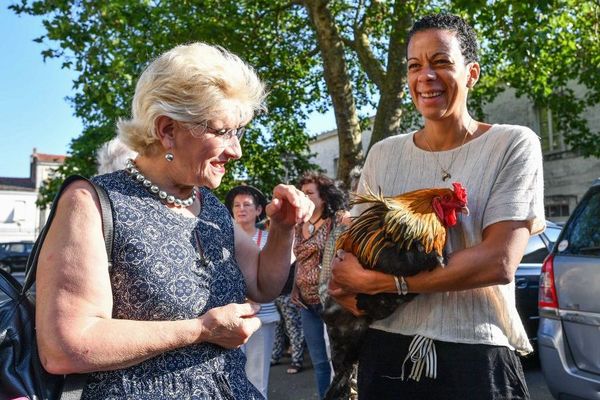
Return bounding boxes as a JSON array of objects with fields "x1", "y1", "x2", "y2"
[
  {"x1": 0, "y1": 177, "x2": 35, "y2": 191},
  {"x1": 33, "y1": 153, "x2": 67, "y2": 163},
  {"x1": 310, "y1": 127, "x2": 339, "y2": 142}
]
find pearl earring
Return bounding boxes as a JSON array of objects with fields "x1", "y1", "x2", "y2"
[{"x1": 165, "y1": 152, "x2": 174, "y2": 162}]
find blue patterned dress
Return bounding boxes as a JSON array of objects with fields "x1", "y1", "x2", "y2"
[{"x1": 83, "y1": 171, "x2": 264, "y2": 399}]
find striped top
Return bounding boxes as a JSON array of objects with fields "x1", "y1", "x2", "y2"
[
  {"x1": 355, "y1": 124, "x2": 545, "y2": 354},
  {"x1": 251, "y1": 229, "x2": 280, "y2": 324}
]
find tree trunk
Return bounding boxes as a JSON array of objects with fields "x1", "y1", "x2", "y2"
[
  {"x1": 367, "y1": 2, "x2": 413, "y2": 151},
  {"x1": 302, "y1": 0, "x2": 363, "y2": 187}
]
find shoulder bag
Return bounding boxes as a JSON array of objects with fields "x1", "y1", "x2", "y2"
[{"x1": 0, "y1": 175, "x2": 113, "y2": 400}]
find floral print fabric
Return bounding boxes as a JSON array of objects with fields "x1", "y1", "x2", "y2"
[
  {"x1": 293, "y1": 218, "x2": 332, "y2": 305},
  {"x1": 84, "y1": 171, "x2": 263, "y2": 399}
]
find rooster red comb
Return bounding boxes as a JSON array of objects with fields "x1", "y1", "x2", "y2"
[{"x1": 452, "y1": 182, "x2": 468, "y2": 204}]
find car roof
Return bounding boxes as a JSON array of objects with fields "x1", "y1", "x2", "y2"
[{"x1": 545, "y1": 220, "x2": 561, "y2": 229}]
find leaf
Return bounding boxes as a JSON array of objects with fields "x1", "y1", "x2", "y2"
[{"x1": 12, "y1": 0, "x2": 600, "y2": 203}]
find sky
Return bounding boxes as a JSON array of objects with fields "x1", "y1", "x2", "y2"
[{"x1": 0, "y1": 6, "x2": 336, "y2": 179}]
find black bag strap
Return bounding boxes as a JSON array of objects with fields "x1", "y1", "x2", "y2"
[
  {"x1": 22, "y1": 175, "x2": 113, "y2": 295},
  {"x1": 59, "y1": 373, "x2": 89, "y2": 400}
]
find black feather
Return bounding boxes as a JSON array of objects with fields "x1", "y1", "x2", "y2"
[{"x1": 322, "y1": 235, "x2": 443, "y2": 400}]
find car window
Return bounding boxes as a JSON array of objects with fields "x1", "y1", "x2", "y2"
[
  {"x1": 8, "y1": 243, "x2": 27, "y2": 253},
  {"x1": 544, "y1": 226, "x2": 562, "y2": 244},
  {"x1": 522, "y1": 234, "x2": 549, "y2": 263},
  {"x1": 562, "y1": 189, "x2": 600, "y2": 256}
]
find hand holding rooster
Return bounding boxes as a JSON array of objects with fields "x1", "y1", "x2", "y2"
[{"x1": 320, "y1": 182, "x2": 469, "y2": 399}]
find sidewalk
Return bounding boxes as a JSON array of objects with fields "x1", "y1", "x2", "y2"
[{"x1": 268, "y1": 352, "x2": 319, "y2": 400}]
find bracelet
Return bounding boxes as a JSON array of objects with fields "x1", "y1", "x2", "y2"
[{"x1": 394, "y1": 276, "x2": 409, "y2": 296}]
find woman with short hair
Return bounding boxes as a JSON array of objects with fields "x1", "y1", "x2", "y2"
[
  {"x1": 225, "y1": 185, "x2": 279, "y2": 399},
  {"x1": 330, "y1": 14, "x2": 543, "y2": 399},
  {"x1": 35, "y1": 42, "x2": 314, "y2": 399}
]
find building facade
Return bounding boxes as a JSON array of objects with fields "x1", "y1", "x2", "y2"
[
  {"x1": 309, "y1": 88, "x2": 600, "y2": 223},
  {"x1": 0, "y1": 150, "x2": 66, "y2": 242}
]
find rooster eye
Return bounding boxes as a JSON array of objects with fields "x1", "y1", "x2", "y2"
[{"x1": 443, "y1": 195, "x2": 451, "y2": 201}]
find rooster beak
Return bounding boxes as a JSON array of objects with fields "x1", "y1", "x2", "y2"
[{"x1": 461, "y1": 206, "x2": 470, "y2": 216}]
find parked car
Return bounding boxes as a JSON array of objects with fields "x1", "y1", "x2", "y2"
[
  {"x1": 0, "y1": 241, "x2": 34, "y2": 273},
  {"x1": 538, "y1": 178, "x2": 600, "y2": 399},
  {"x1": 0, "y1": 270, "x2": 27, "y2": 304},
  {"x1": 515, "y1": 220, "x2": 562, "y2": 349}
]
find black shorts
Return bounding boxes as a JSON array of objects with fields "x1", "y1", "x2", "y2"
[{"x1": 357, "y1": 329, "x2": 530, "y2": 400}]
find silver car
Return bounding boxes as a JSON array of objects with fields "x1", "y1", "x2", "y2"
[{"x1": 538, "y1": 178, "x2": 600, "y2": 399}]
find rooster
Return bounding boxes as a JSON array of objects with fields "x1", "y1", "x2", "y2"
[{"x1": 321, "y1": 182, "x2": 468, "y2": 400}]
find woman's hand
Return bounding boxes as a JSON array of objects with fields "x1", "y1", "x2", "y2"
[
  {"x1": 328, "y1": 278, "x2": 364, "y2": 316},
  {"x1": 266, "y1": 184, "x2": 314, "y2": 229},
  {"x1": 328, "y1": 250, "x2": 369, "y2": 316},
  {"x1": 290, "y1": 283, "x2": 307, "y2": 309},
  {"x1": 329, "y1": 250, "x2": 372, "y2": 294},
  {"x1": 199, "y1": 303, "x2": 262, "y2": 349}
]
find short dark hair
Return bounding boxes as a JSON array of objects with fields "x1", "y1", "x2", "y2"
[
  {"x1": 407, "y1": 13, "x2": 479, "y2": 64},
  {"x1": 298, "y1": 171, "x2": 347, "y2": 218},
  {"x1": 224, "y1": 185, "x2": 268, "y2": 222}
]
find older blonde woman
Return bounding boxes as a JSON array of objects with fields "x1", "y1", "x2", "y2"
[{"x1": 35, "y1": 43, "x2": 314, "y2": 399}]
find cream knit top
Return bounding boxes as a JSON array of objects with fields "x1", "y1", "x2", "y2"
[{"x1": 355, "y1": 124, "x2": 545, "y2": 355}]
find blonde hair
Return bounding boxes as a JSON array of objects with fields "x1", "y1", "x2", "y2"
[{"x1": 118, "y1": 42, "x2": 267, "y2": 155}]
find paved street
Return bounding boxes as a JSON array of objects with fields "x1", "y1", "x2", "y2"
[{"x1": 269, "y1": 354, "x2": 553, "y2": 400}]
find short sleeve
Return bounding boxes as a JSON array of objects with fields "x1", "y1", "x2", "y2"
[
  {"x1": 483, "y1": 127, "x2": 545, "y2": 235},
  {"x1": 351, "y1": 141, "x2": 381, "y2": 217}
]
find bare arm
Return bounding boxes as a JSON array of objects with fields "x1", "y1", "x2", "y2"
[
  {"x1": 329, "y1": 220, "x2": 531, "y2": 313},
  {"x1": 235, "y1": 184, "x2": 312, "y2": 303},
  {"x1": 36, "y1": 181, "x2": 261, "y2": 375}
]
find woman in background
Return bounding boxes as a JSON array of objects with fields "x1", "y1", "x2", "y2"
[
  {"x1": 225, "y1": 185, "x2": 280, "y2": 398},
  {"x1": 270, "y1": 260, "x2": 305, "y2": 375},
  {"x1": 292, "y1": 171, "x2": 348, "y2": 399},
  {"x1": 96, "y1": 137, "x2": 138, "y2": 175}
]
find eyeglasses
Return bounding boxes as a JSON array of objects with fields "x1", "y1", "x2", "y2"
[{"x1": 183, "y1": 120, "x2": 246, "y2": 142}]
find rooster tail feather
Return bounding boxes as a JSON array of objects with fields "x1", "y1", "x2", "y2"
[{"x1": 349, "y1": 185, "x2": 388, "y2": 208}]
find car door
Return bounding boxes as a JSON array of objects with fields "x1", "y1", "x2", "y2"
[
  {"x1": 515, "y1": 224, "x2": 562, "y2": 342},
  {"x1": 553, "y1": 183, "x2": 600, "y2": 375}
]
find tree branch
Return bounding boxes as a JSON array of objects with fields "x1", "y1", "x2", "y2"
[{"x1": 352, "y1": 28, "x2": 386, "y2": 89}]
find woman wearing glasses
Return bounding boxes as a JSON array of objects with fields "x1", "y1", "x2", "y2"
[{"x1": 35, "y1": 43, "x2": 314, "y2": 399}]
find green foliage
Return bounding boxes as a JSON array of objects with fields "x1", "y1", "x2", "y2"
[
  {"x1": 11, "y1": 0, "x2": 600, "y2": 205},
  {"x1": 457, "y1": 0, "x2": 600, "y2": 156},
  {"x1": 12, "y1": 0, "x2": 321, "y2": 205}
]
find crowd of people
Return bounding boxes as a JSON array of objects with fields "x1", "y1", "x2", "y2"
[{"x1": 35, "y1": 11, "x2": 544, "y2": 400}]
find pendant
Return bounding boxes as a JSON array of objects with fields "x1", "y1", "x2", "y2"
[
  {"x1": 442, "y1": 170, "x2": 451, "y2": 181},
  {"x1": 193, "y1": 231, "x2": 209, "y2": 268},
  {"x1": 308, "y1": 223, "x2": 315, "y2": 235}
]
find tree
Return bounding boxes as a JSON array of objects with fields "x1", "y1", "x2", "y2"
[
  {"x1": 11, "y1": 0, "x2": 322, "y2": 205},
  {"x1": 10, "y1": 0, "x2": 600, "y2": 204},
  {"x1": 297, "y1": 0, "x2": 600, "y2": 179}
]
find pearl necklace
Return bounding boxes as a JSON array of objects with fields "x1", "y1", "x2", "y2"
[{"x1": 125, "y1": 159, "x2": 197, "y2": 208}]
